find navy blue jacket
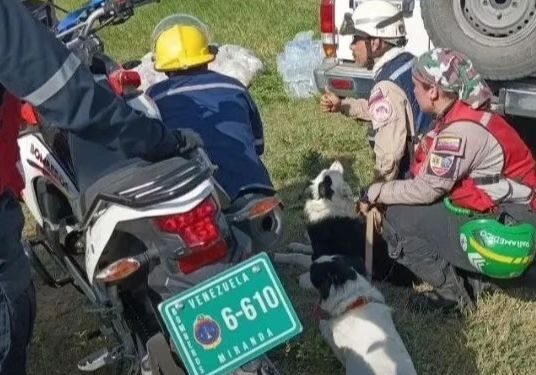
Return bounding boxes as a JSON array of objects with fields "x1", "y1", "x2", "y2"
[
  {"x1": 0, "y1": 0, "x2": 179, "y2": 163},
  {"x1": 148, "y1": 70, "x2": 272, "y2": 200}
]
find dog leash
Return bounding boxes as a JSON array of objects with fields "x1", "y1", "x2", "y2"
[{"x1": 365, "y1": 208, "x2": 382, "y2": 282}]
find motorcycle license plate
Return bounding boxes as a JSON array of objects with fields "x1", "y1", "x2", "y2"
[{"x1": 158, "y1": 252, "x2": 303, "y2": 375}]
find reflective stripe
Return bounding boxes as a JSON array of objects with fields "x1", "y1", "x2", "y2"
[
  {"x1": 481, "y1": 112, "x2": 492, "y2": 127},
  {"x1": 23, "y1": 53, "x2": 81, "y2": 106},
  {"x1": 389, "y1": 59, "x2": 414, "y2": 81},
  {"x1": 153, "y1": 82, "x2": 246, "y2": 102},
  {"x1": 93, "y1": 74, "x2": 108, "y2": 82}
]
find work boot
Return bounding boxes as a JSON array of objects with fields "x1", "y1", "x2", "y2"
[
  {"x1": 231, "y1": 355, "x2": 280, "y2": 375},
  {"x1": 411, "y1": 267, "x2": 475, "y2": 313}
]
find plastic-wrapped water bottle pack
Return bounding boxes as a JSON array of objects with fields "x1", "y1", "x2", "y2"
[{"x1": 276, "y1": 31, "x2": 325, "y2": 99}]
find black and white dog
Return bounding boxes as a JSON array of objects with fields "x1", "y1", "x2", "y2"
[{"x1": 306, "y1": 162, "x2": 417, "y2": 375}]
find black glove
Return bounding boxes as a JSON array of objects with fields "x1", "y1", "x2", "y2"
[{"x1": 175, "y1": 129, "x2": 204, "y2": 155}]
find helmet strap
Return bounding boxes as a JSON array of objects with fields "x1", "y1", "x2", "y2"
[{"x1": 365, "y1": 39, "x2": 374, "y2": 71}]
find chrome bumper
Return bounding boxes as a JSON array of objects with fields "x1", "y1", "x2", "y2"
[
  {"x1": 313, "y1": 58, "x2": 374, "y2": 99},
  {"x1": 315, "y1": 59, "x2": 536, "y2": 120}
]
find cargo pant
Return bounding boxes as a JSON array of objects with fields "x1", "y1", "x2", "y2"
[{"x1": 381, "y1": 202, "x2": 536, "y2": 289}]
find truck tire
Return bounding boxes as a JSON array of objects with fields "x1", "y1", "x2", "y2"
[{"x1": 421, "y1": 0, "x2": 536, "y2": 80}]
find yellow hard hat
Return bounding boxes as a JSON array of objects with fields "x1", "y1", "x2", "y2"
[{"x1": 152, "y1": 14, "x2": 215, "y2": 72}]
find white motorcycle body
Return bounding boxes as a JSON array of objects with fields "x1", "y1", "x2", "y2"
[{"x1": 17, "y1": 92, "x2": 198, "y2": 284}]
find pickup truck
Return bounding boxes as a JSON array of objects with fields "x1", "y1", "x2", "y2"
[{"x1": 314, "y1": 0, "x2": 536, "y2": 127}]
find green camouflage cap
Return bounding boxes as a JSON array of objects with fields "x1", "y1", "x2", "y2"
[{"x1": 412, "y1": 48, "x2": 493, "y2": 109}]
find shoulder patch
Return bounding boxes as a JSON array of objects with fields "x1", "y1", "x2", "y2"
[
  {"x1": 431, "y1": 134, "x2": 467, "y2": 157},
  {"x1": 426, "y1": 153, "x2": 458, "y2": 178},
  {"x1": 434, "y1": 137, "x2": 462, "y2": 153},
  {"x1": 370, "y1": 98, "x2": 393, "y2": 125},
  {"x1": 369, "y1": 87, "x2": 385, "y2": 106}
]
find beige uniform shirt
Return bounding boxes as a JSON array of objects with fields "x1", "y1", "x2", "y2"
[
  {"x1": 366, "y1": 118, "x2": 532, "y2": 205},
  {"x1": 340, "y1": 82, "x2": 415, "y2": 181}
]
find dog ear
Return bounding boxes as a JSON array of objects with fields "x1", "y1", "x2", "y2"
[
  {"x1": 329, "y1": 161, "x2": 344, "y2": 174},
  {"x1": 347, "y1": 256, "x2": 368, "y2": 278},
  {"x1": 310, "y1": 262, "x2": 334, "y2": 300},
  {"x1": 318, "y1": 175, "x2": 334, "y2": 200},
  {"x1": 299, "y1": 182, "x2": 314, "y2": 201}
]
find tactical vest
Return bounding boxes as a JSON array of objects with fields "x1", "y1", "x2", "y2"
[{"x1": 412, "y1": 101, "x2": 536, "y2": 212}]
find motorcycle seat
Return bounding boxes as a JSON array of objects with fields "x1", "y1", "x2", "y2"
[{"x1": 80, "y1": 156, "x2": 196, "y2": 217}]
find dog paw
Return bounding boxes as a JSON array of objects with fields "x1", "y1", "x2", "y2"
[
  {"x1": 286, "y1": 242, "x2": 313, "y2": 254},
  {"x1": 273, "y1": 253, "x2": 312, "y2": 268}
]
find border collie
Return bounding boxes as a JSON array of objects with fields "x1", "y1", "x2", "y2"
[
  {"x1": 306, "y1": 162, "x2": 417, "y2": 375},
  {"x1": 310, "y1": 254, "x2": 417, "y2": 375}
]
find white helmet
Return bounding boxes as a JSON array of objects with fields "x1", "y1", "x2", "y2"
[{"x1": 340, "y1": 0, "x2": 406, "y2": 42}]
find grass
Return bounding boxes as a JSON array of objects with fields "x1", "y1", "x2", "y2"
[{"x1": 27, "y1": 0, "x2": 536, "y2": 374}]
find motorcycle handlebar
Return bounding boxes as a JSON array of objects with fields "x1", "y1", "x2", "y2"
[{"x1": 58, "y1": 0, "x2": 159, "y2": 41}]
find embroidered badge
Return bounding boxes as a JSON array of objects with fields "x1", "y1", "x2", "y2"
[
  {"x1": 193, "y1": 315, "x2": 222, "y2": 350},
  {"x1": 370, "y1": 99, "x2": 393, "y2": 124},
  {"x1": 434, "y1": 137, "x2": 462, "y2": 153},
  {"x1": 427, "y1": 153, "x2": 457, "y2": 178}
]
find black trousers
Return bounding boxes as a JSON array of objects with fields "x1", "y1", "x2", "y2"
[
  {"x1": 0, "y1": 282, "x2": 36, "y2": 375},
  {"x1": 381, "y1": 202, "x2": 536, "y2": 288}
]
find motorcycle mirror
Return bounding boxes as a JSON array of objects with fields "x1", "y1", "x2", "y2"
[{"x1": 95, "y1": 256, "x2": 143, "y2": 283}]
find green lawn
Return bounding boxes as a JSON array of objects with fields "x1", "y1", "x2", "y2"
[{"x1": 29, "y1": 1, "x2": 536, "y2": 374}]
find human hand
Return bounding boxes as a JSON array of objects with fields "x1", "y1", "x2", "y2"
[
  {"x1": 320, "y1": 86, "x2": 342, "y2": 113},
  {"x1": 175, "y1": 129, "x2": 204, "y2": 154}
]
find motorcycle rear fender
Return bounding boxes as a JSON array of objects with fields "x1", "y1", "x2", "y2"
[
  {"x1": 85, "y1": 179, "x2": 214, "y2": 283},
  {"x1": 18, "y1": 132, "x2": 79, "y2": 226}
]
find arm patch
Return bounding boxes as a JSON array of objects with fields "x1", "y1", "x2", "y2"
[
  {"x1": 432, "y1": 136, "x2": 466, "y2": 156},
  {"x1": 426, "y1": 153, "x2": 459, "y2": 179},
  {"x1": 370, "y1": 99, "x2": 393, "y2": 126}
]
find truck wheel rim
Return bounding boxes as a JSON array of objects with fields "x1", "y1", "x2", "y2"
[{"x1": 453, "y1": 0, "x2": 536, "y2": 44}]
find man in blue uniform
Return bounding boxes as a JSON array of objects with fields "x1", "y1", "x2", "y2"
[
  {"x1": 147, "y1": 14, "x2": 273, "y2": 201},
  {"x1": 0, "y1": 1, "x2": 201, "y2": 373}
]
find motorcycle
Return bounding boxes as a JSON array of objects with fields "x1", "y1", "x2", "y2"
[{"x1": 19, "y1": 1, "x2": 290, "y2": 374}]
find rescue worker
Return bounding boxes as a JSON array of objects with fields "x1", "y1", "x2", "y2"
[
  {"x1": 0, "y1": 2, "x2": 201, "y2": 373},
  {"x1": 320, "y1": 0, "x2": 432, "y2": 182},
  {"x1": 147, "y1": 14, "x2": 273, "y2": 201},
  {"x1": 362, "y1": 48, "x2": 536, "y2": 311},
  {"x1": 145, "y1": 16, "x2": 280, "y2": 374}
]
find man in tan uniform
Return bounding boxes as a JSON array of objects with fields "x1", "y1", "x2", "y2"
[
  {"x1": 320, "y1": 0, "x2": 432, "y2": 182},
  {"x1": 363, "y1": 48, "x2": 536, "y2": 312}
]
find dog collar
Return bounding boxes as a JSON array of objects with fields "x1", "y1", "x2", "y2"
[{"x1": 314, "y1": 297, "x2": 369, "y2": 320}]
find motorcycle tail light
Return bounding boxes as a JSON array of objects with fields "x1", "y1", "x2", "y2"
[{"x1": 155, "y1": 197, "x2": 228, "y2": 274}]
